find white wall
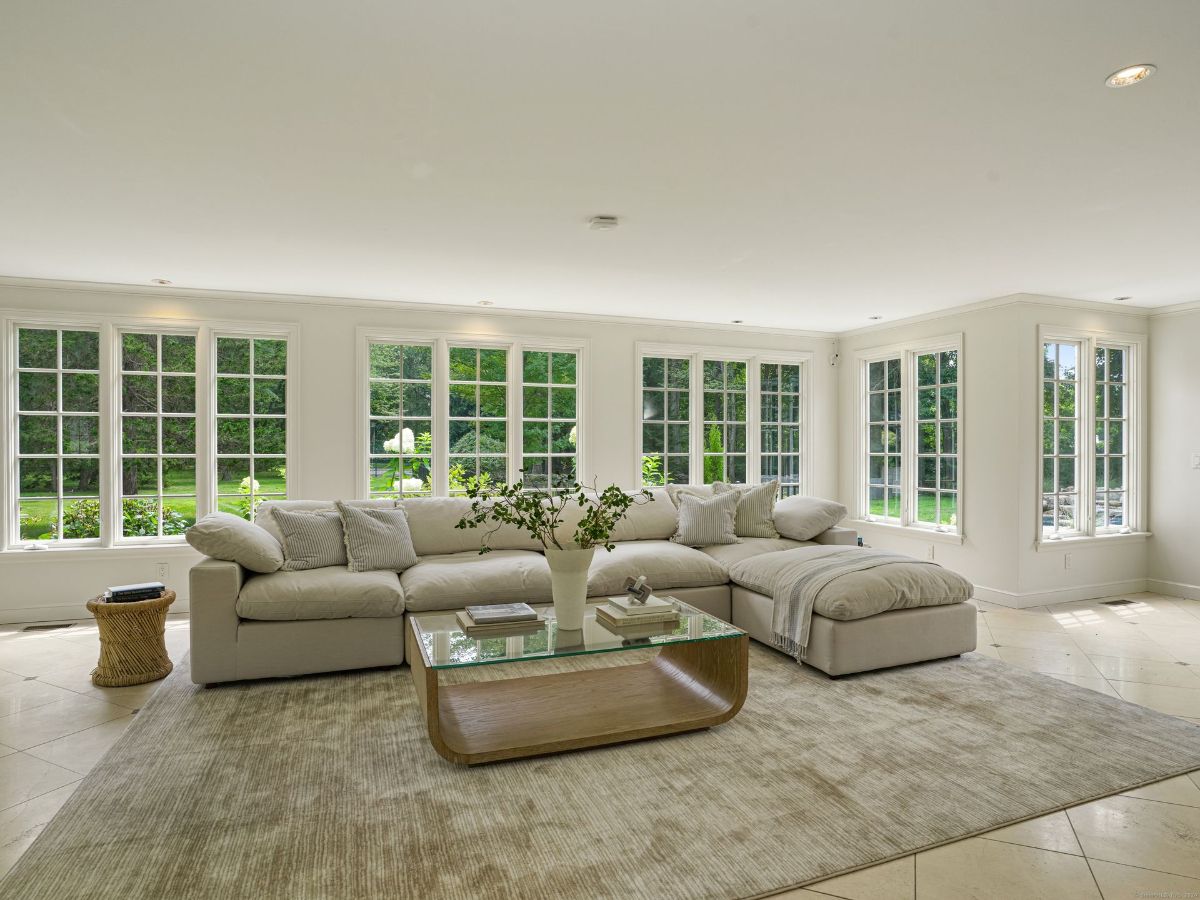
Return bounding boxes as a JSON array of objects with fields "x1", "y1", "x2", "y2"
[
  {"x1": 1148, "y1": 307, "x2": 1200, "y2": 598},
  {"x1": 835, "y1": 295, "x2": 1151, "y2": 607},
  {"x1": 0, "y1": 280, "x2": 837, "y2": 622}
]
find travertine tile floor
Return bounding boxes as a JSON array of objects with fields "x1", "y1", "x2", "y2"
[{"x1": 2, "y1": 596, "x2": 1200, "y2": 898}]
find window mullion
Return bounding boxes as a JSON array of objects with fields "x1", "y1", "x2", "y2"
[
  {"x1": 508, "y1": 341, "x2": 521, "y2": 486},
  {"x1": 1081, "y1": 337, "x2": 1097, "y2": 537},
  {"x1": 747, "y1": 357, "x2": 761, "y2": 484},
  {"x1": 900, "y1": 352, "x2": 914, "y2": 526},
  {"x1": 101, "y1": 322, "x2": 119, "y2": 548},
  {"x1": 690, "y1": 353, "x2": 703, "y2": 483},
  {"x1": 432, "y1": 339, "x2": 449, "y2": 497}
]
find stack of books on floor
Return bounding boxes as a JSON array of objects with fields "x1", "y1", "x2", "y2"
[
  {"x1": 104, "y1": 582, "x2": 166, "y2": 603},
  {"x1": 596, "y1": 594, "x2": 680, "y2": 634},
  {"x1": 457, "y1": 603, "x2": 546, "y2": 637}
]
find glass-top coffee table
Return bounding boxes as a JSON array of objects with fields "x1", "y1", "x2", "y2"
[{"x1": 406, "y1": 599, "x2": 748, "y2": 765}]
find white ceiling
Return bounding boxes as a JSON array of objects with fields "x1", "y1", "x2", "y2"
[{"x1": 2, "y1": 1, "x2": 1197, "y2": 332}]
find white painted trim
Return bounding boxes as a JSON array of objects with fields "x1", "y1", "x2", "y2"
[
  {"x1": 1033, "y1": 532, "x2": 1150, "y2": 552},
  {"x1": 974, "y1": 578, "x2": 1148, "y2": 609},
  {"x1": 847, "y1": 519, "x2": 965, "y2": 545},
  {"x1": 355, "y1": 326, "x2": 589, "y2": 496},
  {"x1": 854, "y1": 333, "x2": 964, "y2": 536},
  {"x1": 0, "y1": 275, "x2": 835, "y2": 339},
  {"x1": 1033, "y1": 326, "x2": 1146, "y2": 547},
  {"x1": 837, "y1": 292, "x2": 1153, "y2": 339},
  {"x1": 1146, "y1": 579, "x2": 1200, "y2": 601},
  {"x1": 633, "y1": 342, "x2": 815, "y2": 492},
  {"x1": 0, "y1": 596, "x2": 191, "y2": 626}
]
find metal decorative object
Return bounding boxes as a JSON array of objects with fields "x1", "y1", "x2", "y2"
[{"x1": 623, "y1": 575, "x2": 653, "y2": 605}]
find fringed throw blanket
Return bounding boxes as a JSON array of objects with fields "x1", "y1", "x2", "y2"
[{"x1": 771, "y1": 548, "x2": 937, "y2": 660}]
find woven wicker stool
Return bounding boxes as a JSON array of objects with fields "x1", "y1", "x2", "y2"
[{"x1": 86, "y1": 590, "x2": 176, "y2": 687}]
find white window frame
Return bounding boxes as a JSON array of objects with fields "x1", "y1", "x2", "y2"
[
  {"x1": 634, "y1": 342, "x2": 814, "y2": 493},
  {"x1": 854, "y1": 333, "x2": 965, "y2": 539},
  {"x1": 356, "y1": 327, "x2": 588, "y2": 497},
  {"x1": 1, "y1": 311, "x2": 297, "y2": 551},
  {"x1": 1035, "y1": 326, "x2": 1146, "y2": 548},
  {"x1": 211, "y1": 329, "x2": 297, "y2": 522}
]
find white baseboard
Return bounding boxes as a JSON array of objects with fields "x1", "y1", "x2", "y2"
[
  {"x1": 974, "y1": 579, "x2": 1148, "y2": 609},
  {"x1": 0, "y1": 596, "x2": 189, "y2": 626},
  {"x1": 1146, "y1": 579, "x2": 1200, "y2": 601}
]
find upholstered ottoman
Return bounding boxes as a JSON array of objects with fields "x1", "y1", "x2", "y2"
[{"x1": 727, "y1": 547, "x2": 976, "y2": 676}]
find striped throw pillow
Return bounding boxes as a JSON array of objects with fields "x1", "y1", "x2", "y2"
[
  {"x1": 274, "y1": 509, "x2": 348, "y2": 571},
  {"x1": 713, "y1": 480, "x2": 781, "y2": 538},
  {"x1": 336, "y1": 502, "x2": 419, "y2": 573},
  {"x1": 671, "y1": 491, "x2": 740, "y2": 547}
]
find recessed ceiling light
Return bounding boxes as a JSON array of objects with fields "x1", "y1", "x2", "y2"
[
  {"x1": 1112, "y1": 296, "x2": 1132, "y2": 302},
  {"x1": 476, "y1": 300, "x2": 494, "y2": 307},
  {"x1": 588, "y1": 215, "x2": 620, "y2": 231},
  {"x1": 150, "y1": 278, "x2": 172, "y2": 285},
  {"x1": 868, "y1": 315, "x2": 883, "y2": 321},
  {"x1": 730, "y1": 319, "x2": 744, "y2": 324},
  {"x1": 1105, "y1": 64, "x2": 1156, "y2": 88}
]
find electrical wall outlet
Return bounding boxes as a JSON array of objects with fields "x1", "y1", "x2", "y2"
[
  {"x1": 926, "y1": 544, "x2": 935, "y2": 560},
  {"x1": 1192, "y1": 451, "x2": 1200, "y2": 470},
  {"x1": 155, "y1": 562, "x2": 169, "y2": 581},
  {"x1": 1063, "y1": 553, "x2": 1072, "y2": 571}
]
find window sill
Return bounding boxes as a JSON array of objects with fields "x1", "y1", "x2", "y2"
[
  {"x1": 1035, "y1": 532, "x2": 1151, "y2": 552},
  {"x1": 847, "y1": 519, "x2": 965, "y2": 545},
  {"x1": 0, "y1": 542, "x2": 199, "y2": 560}
]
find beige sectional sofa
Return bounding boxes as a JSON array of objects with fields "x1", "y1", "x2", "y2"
[{"x1": 188, "y1": 490, "x2": 858, "y2": 684}]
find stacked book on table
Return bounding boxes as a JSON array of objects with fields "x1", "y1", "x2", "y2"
[
  {"x1": 103, "y1": 581, "x2": 166, "y2": 604},
  {"x1": 595, "y1": 594, "x2": 680, "y2": 635},
  {"x1": 456, "y1": 603, "x2": 546, "y2": 638}
]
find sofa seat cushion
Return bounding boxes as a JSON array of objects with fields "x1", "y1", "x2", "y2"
[
  {"x1": 587, "y1": 540, "x2": 728, "y2": 597},
  {"x1": 728, "y1": 546, "x2": 973, "y2": 621},
  {"x1": 236, "y1": 567, "x2": 405, "y2": 621},
  {"x1": 700, "y1": 537, "x2": 811, "y2": 568},
  {"x1": 400, "y1": 550, "x2": 552, "y2": 612}
]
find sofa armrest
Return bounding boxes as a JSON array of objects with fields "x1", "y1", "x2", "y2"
[
  {"x1": 189, "y1": 558, "x2": 245, "y2": 685},
  {"x1": 813, "y1": 526, "x2": 858, "y2": 546}
]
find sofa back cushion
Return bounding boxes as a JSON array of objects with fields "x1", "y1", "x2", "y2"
[
  {"x1": 256, "y1": 499, "x2": 396, "y2": 544},
  {"x1": 401, "y1": 497, "x2": 548, "y2": 555},
  {"x1": 185, "y1": 512, "x2": 284, "y2": 574},
  {"x1": 608, "y1": 488, "x2": 678, "y2": 541}
]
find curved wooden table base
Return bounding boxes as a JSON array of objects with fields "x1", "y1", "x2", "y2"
[{"x1": 406, "y1": 625, "x2": 749, "y2": 765}]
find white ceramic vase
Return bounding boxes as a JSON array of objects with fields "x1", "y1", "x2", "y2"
[{"x1": 544, "y1": 545, "x2": 595, "y2": 631}]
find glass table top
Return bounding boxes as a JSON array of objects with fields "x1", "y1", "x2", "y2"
[{"x1": 410, "y1": 599, "x2": 743, "y2": 670}]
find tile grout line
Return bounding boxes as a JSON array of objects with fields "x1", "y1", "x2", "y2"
[{"x1": 0, "y1": 766, "x2": 83, "y2": 814}]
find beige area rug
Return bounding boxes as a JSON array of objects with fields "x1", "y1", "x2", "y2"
[{"x1": 4, "y1": 646, "x2": 1200, "y2": 900}]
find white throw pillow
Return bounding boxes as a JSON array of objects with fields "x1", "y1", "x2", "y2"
[
  {"x1": 185, "y1": 512, "x2": 284, "y2": 573},
  {"x1": 713, "y1": 480, "x2": 780, "y2": 539},
  {"x1": 772, "y1": 496, "x2": 848, "y2": 541},
  {"x1": 671, "y1": 491, "x2": 740, "y2": 547},
  {"x1": 274, "y1": 509, "x2": 349, "y2": 571},
  {"x1": 336, "y1": 502, "x2": 419, "y2": 573}
]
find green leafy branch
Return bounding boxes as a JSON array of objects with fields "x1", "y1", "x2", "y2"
[{"x1": 455, "y1": 474, "x2": 653, "y2": 554}]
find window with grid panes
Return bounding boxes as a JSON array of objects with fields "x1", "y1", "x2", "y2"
[
  {"x1": 1041, "y1": 341, "x2": 1081, "y2": 536},
  {"x1": 15, "y1": 327, "x2": 101, "y2": 541},
  {"x1": 701, "y1": 360, "x2": 747, "y2": 483},
  {"x1": 119, "y1": 331, "x2": 197, "y2": 537},
  {"x1": 521, "y1": 350, "x2": 578, "y2": 489},
  {"x1": 914, "y1": 350, "x2": 959, "y2": 528},
  {"x1": 759, "y1": 362, "x2": 803, "y2": 496},
  {"x1": 1094, "y1": 345, "x2": 1129, "y2": 532},
  {"x1": 865, "y1": 357, "x2": 902, "y2": 521},
  {"x1": 640, "y1": 356, "x2": 691, "y2": 486},
  {"x1": 367, "y1": 342, "x2": 434, "y2": 497},
  {"x1": 214, "y1": 337, "x2": 288, "y2": 519},
  {"x1": 448, "y1": 345, "x2": 508, "y2": 494}
]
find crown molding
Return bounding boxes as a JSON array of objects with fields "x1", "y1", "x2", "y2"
[
  {"x1": 0, "y1": 275, "x2": 837, "y2": 340},
  {"x1": 1146, "y1": 298, "x2": 1200, "y2": 318},
  {"x1": 836, "y1": 292, "x2": 1154, "y2": 338}
]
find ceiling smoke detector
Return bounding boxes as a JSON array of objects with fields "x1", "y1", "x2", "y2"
[
  {"x1": 476, "y1": 300, "x2": 494, "y2": 307},
  {"x1": 1112, "y1": 296, "x2": 1132, "y2": 303},
  {"x1": 1105, "y1": 64, "x2": 1156, "y2": 88},
  {"x1": 588, "y1": 215, "x2": 620, "y2": 231},
  {"x1": 730, "y1": 319, "x2": 744, "y2": 324},
  {"x1": 150, "y1": 278, "x2": 173, "y2": 285},
  {"x1": 868, "y1": 315, "x2": 883, "y2": 321}
]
